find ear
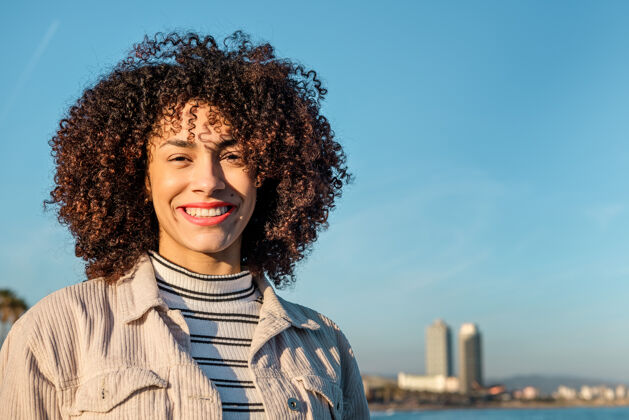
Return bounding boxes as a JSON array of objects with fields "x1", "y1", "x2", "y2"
[{"x1": 254, "y1": 173, "x2": 263, "y2": 188}]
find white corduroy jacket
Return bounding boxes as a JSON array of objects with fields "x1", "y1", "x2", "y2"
[{"x1": 0, "y1": 255, "x2": 369, "y2": 419}]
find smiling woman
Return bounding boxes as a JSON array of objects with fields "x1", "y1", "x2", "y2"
[{"x1": 0, "y1": 32, "x2": 369, "y2": 419}]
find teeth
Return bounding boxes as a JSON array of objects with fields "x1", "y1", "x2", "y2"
[{"x1": 185, "y1": 206, "x2": 230, "y2": 217}]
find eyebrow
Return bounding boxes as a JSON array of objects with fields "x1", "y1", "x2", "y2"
[{"x1": 159, "y1": 138, "x2": 238, "y2": 150}]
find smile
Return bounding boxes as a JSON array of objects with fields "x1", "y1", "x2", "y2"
[
  {"x1": 177, "y1": 202, "x2": 236, "y2": 226},
  {"x1": 185, "y1": 206, "x2": 230, "y2": 217}
]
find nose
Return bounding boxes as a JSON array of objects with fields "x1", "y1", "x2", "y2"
[{"x1": 191, "y1": 156, "x2": 226, "y2": 195}]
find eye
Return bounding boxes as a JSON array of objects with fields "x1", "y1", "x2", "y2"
[
  {"x1": 221, "y1": 151, "x2": 244, "y2": 164},
  {"x1": 168, "y1": 155, "x2": 191, "y2": 163}
]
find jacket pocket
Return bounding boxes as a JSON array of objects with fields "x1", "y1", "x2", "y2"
[
  {"x1": 294, "y1": 375, "x2": 343, "y2": 420},
  {"x1": 66, "y1": 367, "x2": 168, "y2": 418}
]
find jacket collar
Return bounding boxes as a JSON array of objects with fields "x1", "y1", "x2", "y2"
[
  {"x1": 253, "y1": 274, "x2": 320, "y2": 331},
  {"x1": 118, "y1": 254, "x2": 169, "y2": 323},
  {"x1": 117, "y1": 253, "x2": 319, "y2": 331}
]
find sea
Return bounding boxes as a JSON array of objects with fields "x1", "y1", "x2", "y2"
[{"x1": 370, "y1": 407, "x2": 629, "y2": 419}]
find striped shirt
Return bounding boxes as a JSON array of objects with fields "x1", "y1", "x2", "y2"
[{"x1": 149, "y1": 251, "x2": 265, "y2": 419}]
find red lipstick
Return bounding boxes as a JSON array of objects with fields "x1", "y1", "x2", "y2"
[{"x1": 177, "y1": 202, "x2": 236, "y2": 226}]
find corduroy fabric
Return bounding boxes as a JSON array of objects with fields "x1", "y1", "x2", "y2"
[{"x1": 0, "y1": 254, "x2": 369, "y2": 419}]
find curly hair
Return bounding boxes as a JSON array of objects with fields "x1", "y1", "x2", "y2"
[{"x1": 46, "y1": 31, "x2": 350, "y2": 287}]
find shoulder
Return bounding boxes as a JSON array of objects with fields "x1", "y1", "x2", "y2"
[
  {"x1": 3, "y1": 279, "x2": 114, "y2": 381},
  {"x1": 283, "y1": 296, "x2": 341, "y2": 329},
  {"x1": 14, "y1": 278, "x2": 112, "y2": 335}
]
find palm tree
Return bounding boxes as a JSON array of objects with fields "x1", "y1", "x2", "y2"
[{"x1": 0, "y1": 289, "x2": 28, "y2": 348}]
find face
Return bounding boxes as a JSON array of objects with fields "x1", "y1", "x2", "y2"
[{"x1": 146, "y1": 102, "x2": 256, "y2": 267}]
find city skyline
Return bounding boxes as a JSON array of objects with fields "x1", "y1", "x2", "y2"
[
  {"x1": 398, "y1": 319, "x2": 483, "y2": 395},
  {"x1": 3, "y1": 1, "x2": 629, "y2": 382}
]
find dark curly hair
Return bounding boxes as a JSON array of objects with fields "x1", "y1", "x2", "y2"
[{"x1": 46, "y1": 31, "x2": 350, "y2": 287}]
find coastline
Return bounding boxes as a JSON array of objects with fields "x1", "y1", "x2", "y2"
[{"x1": 369, "y1": 399, "x2": 629, "y2": 413}]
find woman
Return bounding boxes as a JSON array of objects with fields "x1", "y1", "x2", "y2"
[{"x1": 0, "y1": 32, "x2": 369, "y2": 419}]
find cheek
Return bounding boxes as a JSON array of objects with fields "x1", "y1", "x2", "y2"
[
  {"x1": 238, "y1": 183, "x2": 257, "y2": 213},
  {"x1": 150, "y1": 171, "x2": 182, "y2": 205},
  {"x1": 234, "y1": 185, "x2": 256, "y2": 225},
  {"x1": 226, "y1": 171, "x2": 257, "y2": 209},
  {"x1": 149, "y1": 181, "x2": 176, "y2": 233},
  {"x1": 247, "y1": 187, "x2": 257, "y2": 212}
]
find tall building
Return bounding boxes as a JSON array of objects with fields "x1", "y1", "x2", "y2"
[
  {"x1": 459, "y1": 323, "x2": 482, "y2": 394},
  {"x1": 425, "y1": 319, "x2": 452, "y2": 377}
]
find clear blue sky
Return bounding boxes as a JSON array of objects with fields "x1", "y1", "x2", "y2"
[{"x1": 3, "y1": 0, "x2": 629, "y2": 382}]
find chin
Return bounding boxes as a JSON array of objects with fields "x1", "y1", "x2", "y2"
[
  {"x1": 184, "y1": 238, "x2": 234, "y2": 255},
  {"x1": 186, "y1": 244, "x2": 228, "y2": 255}
]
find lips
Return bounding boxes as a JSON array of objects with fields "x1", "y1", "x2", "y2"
[{"x1": 177, "y1": 201, "x2": 236, "y2": 226}]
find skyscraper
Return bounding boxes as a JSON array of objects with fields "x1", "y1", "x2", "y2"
[
  {"x1": 425, "y1": 319, "x2": 452, "y2": 377},
  {"x1": 459, "y1": 323, "x2": 482, "y2": 394}
]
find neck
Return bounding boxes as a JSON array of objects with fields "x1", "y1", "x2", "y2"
[{"x1": 158, "y1": 237, "x2": 242, "y2": 276}]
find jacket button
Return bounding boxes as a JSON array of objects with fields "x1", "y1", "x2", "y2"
[{"x1": 287, "y1": 397, "x2": 301, "y2": 411}]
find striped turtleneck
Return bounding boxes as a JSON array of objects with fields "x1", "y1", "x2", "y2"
[{"x1": 148, "y1": 251, "x2": 265, "y2": 419}]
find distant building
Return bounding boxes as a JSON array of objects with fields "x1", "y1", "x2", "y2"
[
  {"x1": 361, "y1": 375, "x2": 397, "y2": 400},
  {"x1": 398, "y1": 372, "x2": 459, "y2": 393},
  {"x1": 582, "y1": 385, "x2": 616, "y2": 400},
  {"x1": 459, "y1": 323, "x2": 482, "y2": 394},
  {"x1": 521, "y1": 386, "x2": 540, "y2": 400},
  {"x1": 581, "y1": 385, "x2": 594, "y2": 400},
  {"x1": 425, "y1": 319, "x2": 453, "y2": 377},
  {"x1": 554, "y1": 385, "x2": 578, "y2": 400},
  {"x1": 603, "y1": 387, "x2": 616, "y2": 400},
  {"x1": 616, "y1": 384, "x2": 627, "y2": 399},
  {"x1": 580, "y1": 385, "x2": 600, "y2": 400}
]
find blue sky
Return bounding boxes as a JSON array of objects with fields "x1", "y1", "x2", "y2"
[{"x1": 3, "y1": 0, "x2": 629, "y2": 382}]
